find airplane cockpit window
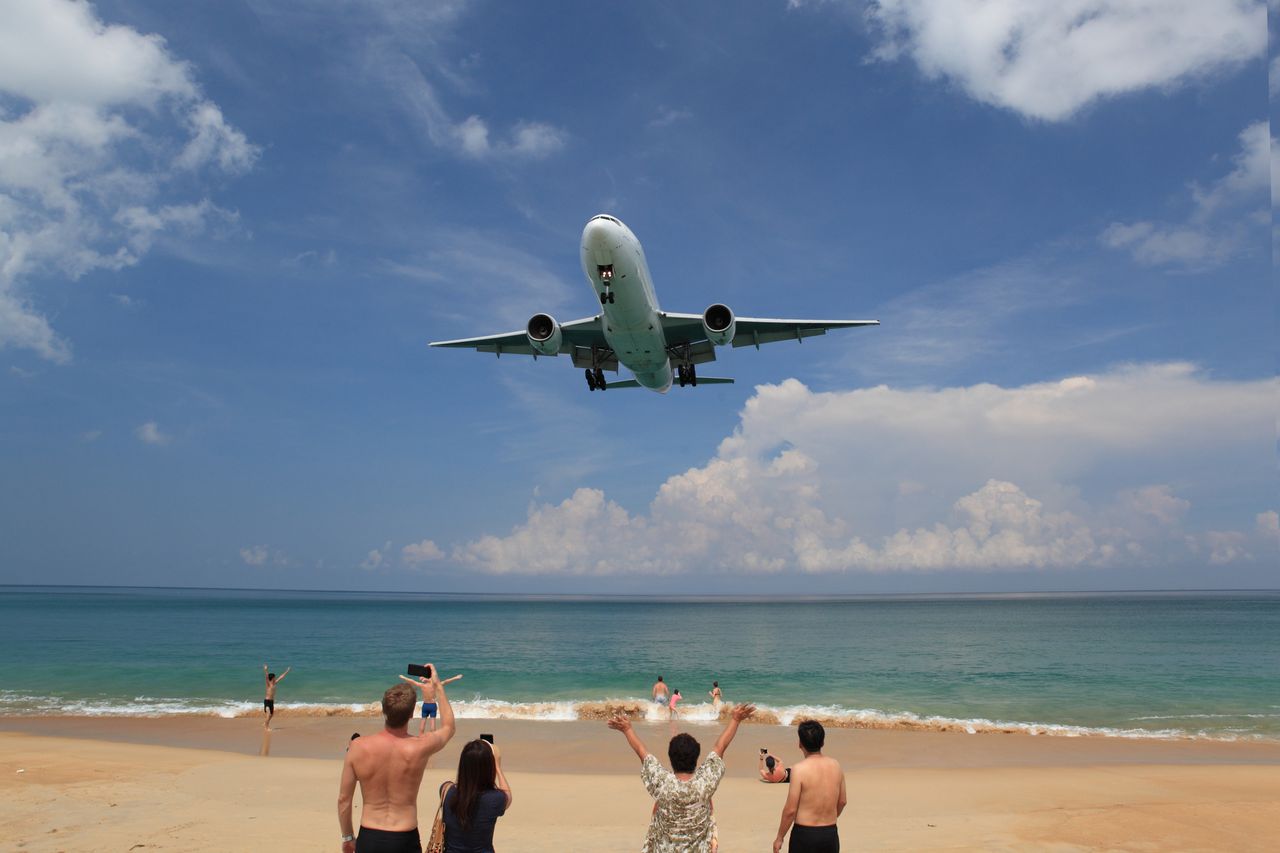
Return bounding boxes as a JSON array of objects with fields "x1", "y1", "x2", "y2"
[{"x1": 591, "y1": 214, "x2": 621, "y2": 225}]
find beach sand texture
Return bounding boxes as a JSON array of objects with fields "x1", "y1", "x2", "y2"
[{"x1": 3, "y1": 717, "x2": 1278, "y2": 852}]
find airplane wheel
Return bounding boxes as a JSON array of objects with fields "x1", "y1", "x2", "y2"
[
  {"x1": 585, "y1": 369, "x2": 596, "y2": 391},
  {"x1": 594, "y1": 368, "x2": 606, "y2": 389},
  {"x1": 600, "y1": 292, "x2": 608, "y2": 305}
]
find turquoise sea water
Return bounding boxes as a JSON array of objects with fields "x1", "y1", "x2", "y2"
[{"x1": 0, "y1": 587, "x2": 1276, "y2": 740}]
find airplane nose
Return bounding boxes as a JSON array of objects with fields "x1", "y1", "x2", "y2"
[{"x1": 582, "y1": 215, "x2": 623, "y2": 256}]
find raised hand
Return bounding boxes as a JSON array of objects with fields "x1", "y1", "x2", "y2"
[
  {"x1": 607, "y1": 713, "x2": 633, "y2": 733},
  {"x1": 732, "y1": 703, "x2": 757, "y2": 722}
]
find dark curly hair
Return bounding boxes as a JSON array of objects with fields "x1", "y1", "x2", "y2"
[{"x1": 668, "y1": 732, "x2": 701, "y2": 773}]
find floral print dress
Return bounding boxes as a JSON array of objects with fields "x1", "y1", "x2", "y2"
[{"x1": 640, "y1": 751, "x2": 724, "y2": 853}]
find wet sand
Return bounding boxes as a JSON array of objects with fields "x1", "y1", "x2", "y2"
[{"x1": 2, "y1": 716, "x2": 1278, "y2": 851}]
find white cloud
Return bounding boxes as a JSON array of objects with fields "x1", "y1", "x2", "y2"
[
  {"x1": 1258, "y1": 511, "x2": 1280, "y2": 542},
  {"x1": 360, "y1": 540, "x2": 393, "y2": 570},
  {"x1": 863, "y1": 0, "x2": 1266, "y2": 122},
  {"x1": 401, "y1": 539, "x2": 445, "y2": 565},
  {"x1": 240, "y1": 544, "x2": 290, "y2": 567},
  {"x1": 455, "y1": 364, "x2": 1276, "y2": 575},
  {"x1": 134, "y1": 420, "x2": 170, "y2": 445},
  {"x1": 372, "y1": 52, "x2": 567, "y2": 161},
  {"x1": 0, "y1": 0, "x2": 258, "y2": 363},
  {"x1": 1101, "y1": 122, "x2": 1272, "y2": 268}
]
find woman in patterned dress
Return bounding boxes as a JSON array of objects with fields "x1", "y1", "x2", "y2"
[{"x1": 608, "y1": 703, "x2": 757, "y2": 853}]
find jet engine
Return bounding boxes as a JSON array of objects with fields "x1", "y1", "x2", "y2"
[
  {"x1": 526, "y1": 313, "x2": 562, "y2": 356},
  {"x1": 702, "y1": 303, "x2": 736, "y2": 347}
]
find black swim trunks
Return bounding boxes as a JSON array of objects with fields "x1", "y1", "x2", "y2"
[
  {"x1": 356, "y1": 826, "x2": 421, "y2": 853},
  {"x1": 263, "y1": 698, "x2": 274, "y2": 712},
  {"x1": 789, "y1": 823, "x2": 839, "y2": 853}
]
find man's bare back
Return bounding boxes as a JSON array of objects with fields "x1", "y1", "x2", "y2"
[
  {"x1": 343, "y1": 730, "x2": 438, "y2": 830},
  {"x1": 339, "y1": 668, "x2": 456, "y2": 852},
  {"x1": 789, "y1": 754, "x2": 845, "y2": 825}
]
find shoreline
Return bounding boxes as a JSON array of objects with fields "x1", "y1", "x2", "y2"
[
  {"x1": 3, "y1": 716, "x2": 1278, "y2": 851},
  {"x1": 3, "y1": 698, "x2": 1273, "y2": 743}
]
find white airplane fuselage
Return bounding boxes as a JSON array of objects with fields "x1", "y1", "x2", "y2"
[{"x1": 580, "y1": 215, "x2": 673, "y2": 392}]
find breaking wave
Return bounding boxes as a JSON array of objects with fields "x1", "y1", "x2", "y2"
[{"x1": 1, "y1": 691, "x2": 1272, "y2": 741}]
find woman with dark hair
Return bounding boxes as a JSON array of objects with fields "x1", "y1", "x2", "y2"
[
  {"x1": 608, "y1": 703, "x2": 756, "y2": 853},
  {"x1": 440, "y1": 738, "x2": 511, "y2": 853}
]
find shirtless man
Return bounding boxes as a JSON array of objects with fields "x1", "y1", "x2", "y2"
[
  {"x1": 652, "y1": 675, "x2": 669, "y2": 706},
  {"x1": 262, "y1": 664, "x2": 290, "y2": 729},
  {"x1": 338, "y1": 666, "x2": 456, "y2": 853},
  {"x1": 398, "y1": 667, "x2": 463, "y2": 735},
  {"x1": 773, "y1": 720, "x2": 847, "y2": 853}
]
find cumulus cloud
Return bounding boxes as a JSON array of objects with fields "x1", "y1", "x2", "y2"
[
  {"x1": 1101, "y1": 122, "x2": 1272, "y2": 268},
  {"x1": 401, "y1": 539, "x2": 445, "y2": 565},
  {"x1": 134, "y1": 420, "x2": 170, "y2": 445},
  {"x1": 862, "y1": 0, "x2": 1266, "y2": 122},
  {"x1": 0, "y1": 0, "x2": 258, "y2": 363},
  {"x1": 360, "y1": 540, "x2": 393, "y2": 570},
  {"x1": 455, "y1": 364, "x2": 1275, "y2": 575}
]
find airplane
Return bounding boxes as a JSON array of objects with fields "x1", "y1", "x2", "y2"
[{"x1": 430, "y1": 215, "x2": 879, "y2": 393}]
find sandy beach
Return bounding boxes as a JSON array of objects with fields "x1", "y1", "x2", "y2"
[{"x1": 2, "y1": 715, "x2": 1278, "y2": 852}]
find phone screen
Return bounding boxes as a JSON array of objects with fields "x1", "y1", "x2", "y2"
[
  {"x1": 480, "y1": 733, "x2": 494, "y2": 744},
  {"x1": 407, "y1": 664, "x2": 432, "y2": 678}
]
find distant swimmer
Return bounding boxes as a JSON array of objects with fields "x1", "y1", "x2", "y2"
[
  {"x1": 773, "y1": 720, "x2": 847, "y2": 853},
  {"x1": 262, "y1": 664, "x2": 290, "y2": 729},
  {"x1": 399, "y1": 666, "x2": 463, "y2": 736},
  {"x1": 339, "y1": 668, "x2": 456, "y2": 853},
  {"x1": 759, "y1": 748, "x2": 789, "y2": 783},
  {"x1": 709, "y1": 681, "x2": 723, "y2": 711},
  {"x1": 652, "y1": 675, "x2": 669, "y2": 706},
  {"x1": 669, "y1": 688, "x2": 682, "y2": 719}
]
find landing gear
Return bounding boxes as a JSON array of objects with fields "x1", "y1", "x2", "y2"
[
  {"x1": 585, "y1": 367, "x2": 607, "y2": 391},
  {"x1": 676, "y1": 363, "x2": 697, "y2": 387},
  {"x1": 599, "y1": 290, "x2": 615, "y2": 305}
]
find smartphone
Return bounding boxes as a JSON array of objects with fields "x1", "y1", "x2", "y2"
[
  {"x1": 760, "y1": 748, "x2": 768, "y2": 754},
  {"x1": 407, "y1": 664, "x2": 433, "y2": 678},
  {"x1": 480, "y1": 733, "x2": 494, "y2": 744}
]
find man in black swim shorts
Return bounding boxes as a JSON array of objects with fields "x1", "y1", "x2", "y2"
[
  {"x1": 262, "y1": 664, "x2": 290, "y2": 729},
  {"x1": 773, "y1": 720, "x2": 847, "y2": 852},
  {"x1": 339, "y1": 667, "x2": 456, "y2": 853}
]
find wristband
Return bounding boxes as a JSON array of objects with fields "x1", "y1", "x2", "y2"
[{"x1": 341, "y1": 833, "x2": 355, "y2": 842}]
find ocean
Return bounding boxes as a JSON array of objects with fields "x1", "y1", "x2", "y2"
[{"x1": 0, "y1": 587, "x2": 1275, "y2": 740}]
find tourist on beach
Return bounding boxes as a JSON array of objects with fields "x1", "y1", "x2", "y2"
[
  {"x1": 772, "y1": 720, "x2": 846, "y2": 853},
  {"x1": 652, "y1": 675, "x2": 670, "y2": 706},
  {"x1": 338, "y1": 666, "x2": 456, "y2": 853},
  {"x1": 399, "y1": 667, "x2": 463, "y2": 736},
  {"x1": 262, "y1": 664, "x2": 290, "y2": 729},
  {"x1": 759, "y1": 749, "x2": 790, "y2": 783},
  {"x1": 668, "y1": 689, "x2": 682, "y2": 719},
  {"x1": 708, "y1": 682, "x2": 722, "y2": 712},
  {"x1": 440, "y1": 738, "x2": 512, "y2": 852},
  {"x1": 607, "y1": 702, "x2": 756, "y2": 853}
]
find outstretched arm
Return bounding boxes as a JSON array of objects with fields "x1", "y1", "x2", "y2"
[
  {"x1": 607, "y1": 714, "x2": 650, "y2": 762},
  {"x1": 712, "y1": 704, "x2": 756, "y2": 758},
  {"x1": 441, "y1": 674, "x2": 463, "y2": 685},
  {"x1": 275, "y1": 667, "x2": 291, "y2": 683}
]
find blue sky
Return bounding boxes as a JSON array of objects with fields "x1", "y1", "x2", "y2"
[{"x1": 1, "y1": 0, "x2": 1275, "y2": 593}]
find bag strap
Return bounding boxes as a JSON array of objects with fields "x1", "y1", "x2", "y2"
[{"x1": 438, "y1": 780, "x2": 455, "y2": 802}]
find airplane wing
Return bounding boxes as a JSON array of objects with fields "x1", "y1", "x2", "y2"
[
  {"x1": 658, "y1": 313, "x2": 879, "y2": 357},
  {"x1": 429, "y1": 315, "x2": 606, "y2": 358}
]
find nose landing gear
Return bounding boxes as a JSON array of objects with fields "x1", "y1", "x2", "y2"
[{"x1": 599, "y1": 290, "x2": 615, "y2": 304}]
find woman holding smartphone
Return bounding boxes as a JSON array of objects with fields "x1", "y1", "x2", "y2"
[{"x1": 441, "y1": 738, "x2": 511, "y2": 852}]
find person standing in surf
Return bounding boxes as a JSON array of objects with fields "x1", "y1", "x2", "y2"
[
  {"x1": 263, "y1": 664, "x2": 290, "y2": 729},
  {"x1": 652, "y1": 675, "x2": 670, "y2": 707},
  {"x1": 399, "y1": 667, "x2": 463, "y2": 736},
  {"x1": 709, "y1": 681, "x2": 723, "y2": 712}
]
